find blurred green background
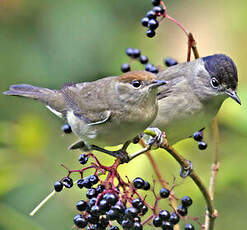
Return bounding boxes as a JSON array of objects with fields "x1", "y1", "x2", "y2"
[{"x1": 0, "y1": 0, "x2": 246, "y2": 229}]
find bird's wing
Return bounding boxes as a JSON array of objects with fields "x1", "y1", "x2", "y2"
[
  {"x1": 61, "y1": 80, "x2": 112, "y2": 125},
  {"x1": 157, "y1": 75, "x2": 188, "y2": 100}
]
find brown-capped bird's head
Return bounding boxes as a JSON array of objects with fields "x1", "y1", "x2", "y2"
[{"x1": 116, "y1": 71, "x2": 167, "y2": 104}]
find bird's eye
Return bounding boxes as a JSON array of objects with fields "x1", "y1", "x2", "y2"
[
  {"x1": 211, "y1": 77, "x2": 219, "y2": 88},
  {"x1": 132, "y1": 80, "x2": 142, "y2": 88}
]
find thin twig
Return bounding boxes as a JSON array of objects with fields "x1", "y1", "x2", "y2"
[
  {"x1": 209, "y1": 118, "x2": 220, "y2": 200},
  {"x1": 204, "y1": 118, "x2": 220, "y2": 229},
  {"x1": 29, "y1": 190, "x2": 56, "y2": 216}
]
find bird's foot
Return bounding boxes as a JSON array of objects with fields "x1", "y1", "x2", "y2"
[
  {"x1": 132, "y1": 134, "x2": 143, "y2": 144},
  {"x1": 145, "y1": 127, "x2": 164, "y2": 149},
  {"x1": 180, "y1": 160, "x2": 193, "y2": 178}
]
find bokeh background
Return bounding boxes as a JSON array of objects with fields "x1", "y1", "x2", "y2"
[{"x1": 0, "y1": 0, "x2": 246, "y2": 229}]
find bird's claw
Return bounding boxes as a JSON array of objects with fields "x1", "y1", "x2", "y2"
[
  {"x1": 132, "y1": 134, "x2": 143, "y2": 144},
  {"x1": 115, "y1": 149, "x2": 130, "y2": 164},
  {"x1": 146, "y1": 127, "x2": 164, "y2": 148},
  {"x1": 180, "y1": 160, "x2": 193, "y2": 178}
]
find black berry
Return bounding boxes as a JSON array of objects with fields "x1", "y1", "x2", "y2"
[
  {"x1": 112, "y1": 204, "x2": 125, "y2": 215},
  {"x1": 126, "y1": 48, "x2": 134, "y2": 57},
  {"x1": 103, "y1": 193, "x2": 118, "y2": 206},
  {"x1": 54, "y1": 181, "x2": 63, "y2": 192},
  {"x1": 198, "y1": 141, "x2": 207, "y2": 150},
  {"x1": 181, "y1": 196, "x2": 193, "y2": 207},
  {"x1": 99, "y1": 199, "x2": 111, "y2": 212},
  {"x1": 153, "y1": 6, "x2": 164, "y2": 15},
  {"x1": 133, "y1": 177, "x2": 145, "y2": 189},
  {"x1": 148, "y1": 19, "x2": 159, "y2": 30},
  {"x1": 132, "y1": 198, "x2": 143, "y2": 210},
  {"x1": 159, "y1": 209, "x2": 170, "y2": 221},
  {"x1": 83, "y1": 177, "x2": 92, "y2": 188},
  {"x1": 169, "y1": 212, "x2": 180, "y2": 225},
  {"x1": 78, "y1": 153, "x2": 88, "y2": 164},
  {"x1": 62, "y1": 177, "x2": 73, "y2": 188},
  {"x1": 184, "y1": 223, "x2": 195, "y2": 230},
  {"x1": 161, "y1": 221, "x2": 174, "y2": 230},
  {"x1": 106, "y1": 209, "x2": 118, "y2": 220},
  {"x1": 160, "y1": 188, "x2": 170, "y2": 198},
  {"x1": 146, "y1": 10, "x2": 156, "y2": 19},
  {"x1": 61, "y1": 124, "x2": 72, "y2": 134},
  {"x1": 73, "y1": 214, "x2": 88, "y2": 228},
  {"x1": 133, "y1": 222, "x2": 143, "y2": 230},
  {"x1": 121, "y1": 219, "x2": 133, "y2": 228},
  {"x1": 193, "y1": 131, "x2": 203, "y2": 142},
  {"x1": 141, "y1": 205, "x2": 148, "y2": 215},
  {"x1": 149, "y1": 65, "x2": 159, "y2": 73},
  {"x1": 77, "y1": 179, "x2": 84, "y2": 189},
  {"x1": 87, "y1": 213, "x2": 99, "y2": 224},
  {"x1": 96, "y1": 184, "x2": 105, "y2": 193},
  {"x1": 145, "y1": 63, "x2": 153, "y2": 71},
  {"x1": 152, "y1": 0, "x2": 160, "y2": 6},
  {"x1": 164, "y1": 57, "x2": 178, "y2": 67},
  {"x1": 86, "y1": 188, "x2": 97, "y2": 199},
  {"x1": 90, "y1": 205, "x2": 101, "y2": 216},
  {"x1": 88, "y1": 198, "x2": 97, "y2": 208},
  {"x1": 89, "y1": 175, "x2": 99, "y2": 185},
  {"x1": 133, "y1": 48, "x2": 141, "y2": 58},
  {"x1": 146, "y1": 29, "x2": 156, "y2": 38},
  {"x1": 121, "y1": 63, "x2": 131, "y2": 73},
  {"x1": 153, "y1": 216, "x2": 162, "y2": 227},
  {"x1": 139, "y1": 55, "x2": 149, "y2": 64},
  {"x1": 125, "y1": 207, "x2": 139, "y2": 220},
  {"x1": 143, "y1": 181, "x2": 151, "y2": 190},
  {"x1": 177, "y1": 205, "x2": 188, "y2": 216},
  {"x1": 76, "y1": 200, "x2": 88, "y2": 212},
  {"x1": 141, "y1": 17, "x2": 149, "y2": 27}
]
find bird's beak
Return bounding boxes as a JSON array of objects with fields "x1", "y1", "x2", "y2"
[
  {"x1": 225, "y1": 89, "x2": 241, "y2": 105},
  {"x1": 149, "y1": 80, "x2": 167, "y2": 89}
]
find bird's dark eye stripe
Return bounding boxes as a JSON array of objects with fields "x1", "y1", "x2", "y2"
[{"x1": 132, "y1": 80, "x2": 141, "y2": 88}]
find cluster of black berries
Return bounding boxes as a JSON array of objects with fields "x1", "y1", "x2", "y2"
[
  {"x1": 141, "y1": 0, "x2": 165, "y2": 38},
  {"x1": 153, "y1": 194, "x2": 194, "y2": 230},
  {"x1": 193, "y1": 130, "x2": 207, "y2": 150},
  {"x1": 54, "y1": 153, "x2": 157, "y2": 229},
  {"x1": 72, "y1": 177, "x2": 153, "y2": 229},
  {"x1": 53, "y1": 151, "x2": 197, "y2": 230},
  {"x1": 121, "y1": 48, "x2": 159, "y2": 74}
]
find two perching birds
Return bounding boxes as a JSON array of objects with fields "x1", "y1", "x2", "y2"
[{"x1": 4, "y1": 54, "x2": 241, "y2": 161}]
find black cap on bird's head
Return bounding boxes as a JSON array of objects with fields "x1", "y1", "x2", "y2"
[{"x1": 203, "y1": 54, "x2": 241, "y2": 104}]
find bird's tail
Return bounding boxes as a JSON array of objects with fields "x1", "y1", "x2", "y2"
[
  {"x1": 3, "y1": 84, "x2": 55, "y2": 102},
  {"x1": 3, "y1": 84, "x2": 65, "y2": 114}
]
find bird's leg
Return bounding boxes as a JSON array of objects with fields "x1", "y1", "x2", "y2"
[
  {"x1": 69, "y1": 140, "x2": 131, "y2": 163},
  {"x1": 91, "y1": 142, "x2": 131, "y2": 164},
  {"x1": 180, "y1": 160, "x2": 193, "y2": 178}
]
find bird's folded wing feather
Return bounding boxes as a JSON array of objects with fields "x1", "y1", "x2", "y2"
[
  {"x1": 157, "y1": 74, "x2": 187, "y2": 100},
  {"x1": 61, "y1": 81, "x2": 112, "y2": 125}
]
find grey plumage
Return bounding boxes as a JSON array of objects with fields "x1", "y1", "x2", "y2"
[{"x1": 151, "y1": 54, "x2": 240, "y2": 144}]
